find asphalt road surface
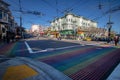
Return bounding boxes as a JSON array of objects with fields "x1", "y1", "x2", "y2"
[{"x1": 7, "y1": 39, "x2": 120, "y2": 80}]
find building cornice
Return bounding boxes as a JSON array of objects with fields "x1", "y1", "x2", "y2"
[
  {"x1": 51, "y1": 13, "x2": 97, "y2": 23},
  {"x1": 0, "y1": 0, "x2": 10, "y2": 6}
]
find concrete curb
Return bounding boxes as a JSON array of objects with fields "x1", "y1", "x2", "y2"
[
  {"x1": 0, "y1": 57, "x2": 72, "y2": 80},
  {"x1": 107, "y1": 63, "x2": 120, "y2": 80}
]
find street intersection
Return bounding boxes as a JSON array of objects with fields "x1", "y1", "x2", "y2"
[{"x1": 0, "y1": 38, "x2": 120, "y2": 80}]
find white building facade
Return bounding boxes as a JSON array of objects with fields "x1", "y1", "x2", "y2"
[
  {"x1": 30, "y1": 24, "x2": 44, "y2": 36},
  {"x1": 31, "y1": 24, "x2": 41, "y2": 33},
  {"x1": 50, "y1": 13, "x2": 97, "y2": 31}
]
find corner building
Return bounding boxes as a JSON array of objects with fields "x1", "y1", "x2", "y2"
[{"x1": 50, "y1": 13, "x2": 97, "y2": 31}]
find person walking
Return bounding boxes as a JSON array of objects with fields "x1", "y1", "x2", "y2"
[
  {"x1": 114, "y1": 36, "x2": 119, "y2": 46},
  {"x1": 6, "y1": 31, "x2": 10, "y2": 43}
]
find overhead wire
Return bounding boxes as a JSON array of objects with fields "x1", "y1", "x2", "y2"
[
  {"x1": 41, "y1": 0, "x2": 62, "y2": 13},
  {"x1": 7, "y1": 0, "x2": 47, "y2": 27},
  {"x1": 55, "y1": 0, "x2": 58, "y2": 17},
  {"x1": 61, "y1": 0, "x2": 89, "y2": 14},
  {"x1": 92, "y1": 0, "x2": 120, "y2": 21},
  {"x1": 70, "y1": 0, "x2": 92, "y2": 14},
  {"x1": 5, "y1": 0, "x2": 120, "y2": 27},
  {"x1": 41, "y1": 0, "x2": 64, "y2": 21},
  {"x1": 61, "y1": 0, "x2": 82, "y2": 13}
]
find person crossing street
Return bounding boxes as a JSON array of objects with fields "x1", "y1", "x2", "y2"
[{"x1": 114, "y1": 36, "x2": 119, "y2": 46}]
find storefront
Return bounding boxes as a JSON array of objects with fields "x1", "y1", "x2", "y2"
[
  {"x1": 0, "y1": 22, "x2": 8, "y2": 39},
  {"x1": 60, "y1": 30, "x2": 74, "y2": 39},
  {"x1": 50, "y1": 31, "x2": 59, "y2": 38}
]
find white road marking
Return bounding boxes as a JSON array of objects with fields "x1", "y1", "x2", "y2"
[
  {"x1": 25, "y1": 41, "x2": 34, "y2": 53},
  {"x1": 81, "y1": 44, "x2": 85, "y2": 46},
  {"x1": 24, "y1": 41, "x2": 81, "y2": 54},
  {"x1": 55, "y1": 45, "x2": 79, "y2": 50},
  {"x1": 86, "y1": 43, "x2": 98, "y2": 45},
  {"x1": 32, "y1": 45, "x2": 80, "y2": 53}
]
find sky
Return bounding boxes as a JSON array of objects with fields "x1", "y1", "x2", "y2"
[{"x1": 4, "y1": 0, "x2": 120, "y2": 33}]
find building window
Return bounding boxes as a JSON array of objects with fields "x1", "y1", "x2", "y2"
[
  {"x1": 66, "y1": 19, "x2": 68, "y2": 22},
  {"x1": 0, "y1": 10, "x2": 2, "y2": 19},
  {"x1": 88, "y1": 24, "x2": 90, "y2": 26},
  {"x1": 63, "y1": 26, "x2": 65, "y2": 30},
  {"x1": 2, "y1": 28, "x2": 5, "y2": 33},
  {"x1": 69, "y1": 19, "x2": 71, "y2": 22},
  {"x1": 3, "y1": 12, "x2": 8, "y2": 21}
]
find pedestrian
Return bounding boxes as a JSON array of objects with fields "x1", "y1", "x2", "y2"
[
  {"x1": 6, "y1": 31, "x2": 10, "y2": 43},
  {"x1": 11, "y1": 32, "x2": 15, "y2": 42},
  {"x1": 37, "y1": 33, "x2": 40, "y2": 39},
  {"x1": 114, "y1": 36, "x2": 119, "y2": 46}
]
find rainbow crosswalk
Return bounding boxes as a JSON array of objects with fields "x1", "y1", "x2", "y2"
[
  {"x1": 0, "y1": 41, "x2": 120, "y2": 80},
  {"x1": 32, "y1": 45, "x2": 120, "y2": 80}
]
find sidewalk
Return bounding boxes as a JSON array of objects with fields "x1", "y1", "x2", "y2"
[
  {"x1": 32, "y1": 37, "x2": 120, "y2": 47},
  {"x1": 0, "y1": 57, "x2": 72, "y2": 80},
  {"x1": 107, "y1": 63, "x2": 120, "y2": 80},
  {"x1": 0, "y1": 40, "x2": 16, "y2": 56},
  {"x1": 0, "y1": 40, "x2": 4, "y2": 46},
  {"x1": 56, "y1": 38, "x2": 120, "y2": 48}
]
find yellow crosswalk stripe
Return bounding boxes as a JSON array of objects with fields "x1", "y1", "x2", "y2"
[{"x1": 3, "y1": 65, "x2": 38, "y2": 80}]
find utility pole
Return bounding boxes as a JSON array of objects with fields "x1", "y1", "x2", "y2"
[
  {"x1": 98, "y1": 0, "x2": 103, "y2": 10},
  {"x1": 107, "y1": 0, "x2": 113, "y2": 43},
  {"x1": 107, "y1": 15, "x2": 113, "y2": 43},
  {"x1": 19, "y1": 0, "x2": 22, "y2": 27},
  {"x1": 19, "y1": 0, "x2": 23, "y2": 38}
]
